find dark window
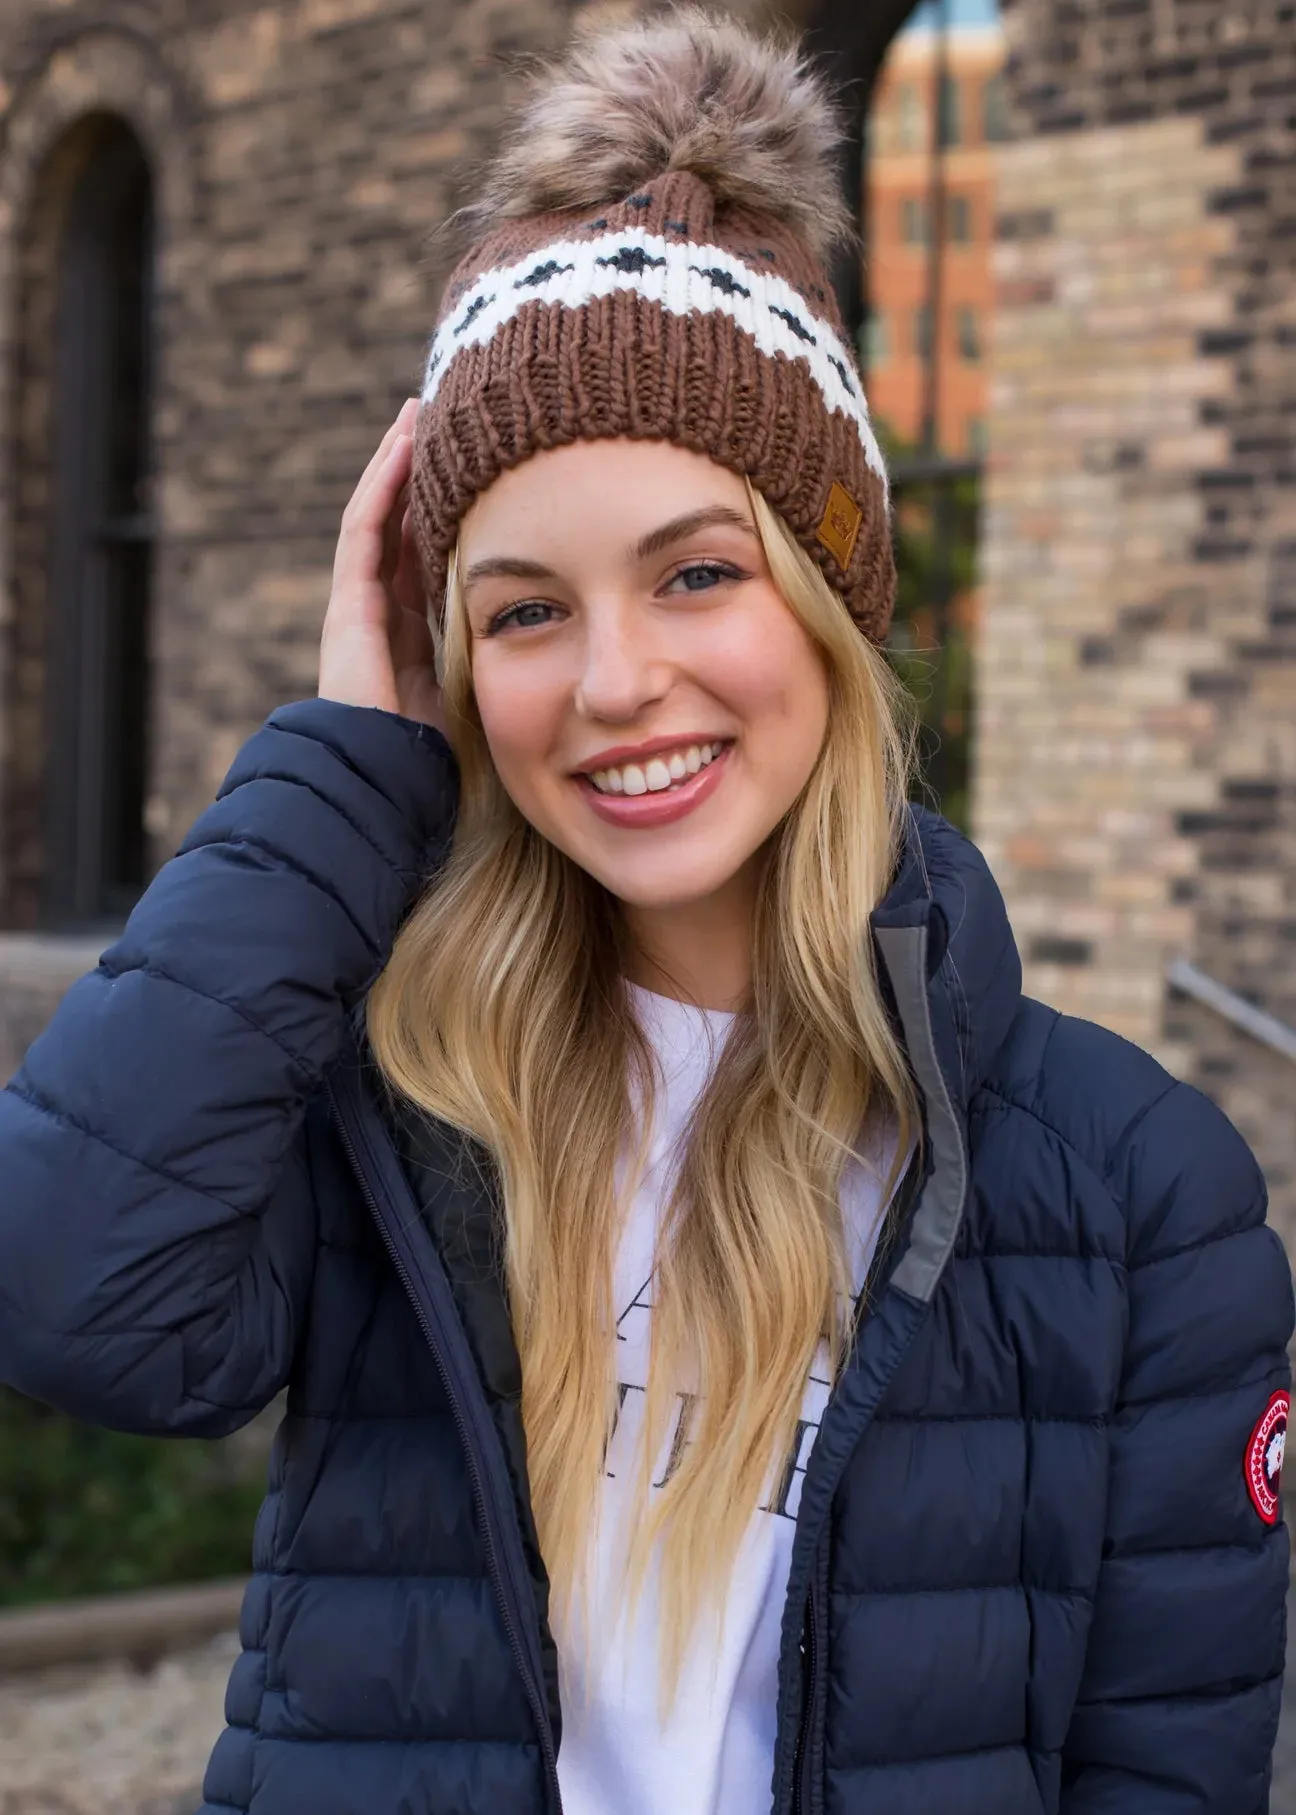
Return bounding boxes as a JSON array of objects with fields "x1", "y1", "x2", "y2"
[
  {"x1": 46, "y1": 119, "x2": 155, "y2": 927},
  {"x1": 957, "y1": 307, "x2": 981, "y2": 362},
  {"x1": 949, "y1": 195, "x2": 972, "y2": 243},
  {"x1": 914, "y1": 304, "x2": 934, "y2": 360},
  {"x1": 967, "y1": 416, "x2": 988, "y2": 456},
  {"x1": 864, "y1": 310, "x2": 890, "y2": 367},
  {"x1": 983, "y1": 72, "x2": 1011, "y2": 143},
  {"x1": 901, "y1": 197, "x2": 930, "y2": 245},
  {"x1": 939, "y1": 74, "x2": 963, "y2": 148},
  {"x1": 897, "y1": 82, "x2": 924, "y2": 152}
]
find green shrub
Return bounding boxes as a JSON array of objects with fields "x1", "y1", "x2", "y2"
[
  {"x1": 0, "y1": 1387, "x2": 265, "y2": 1607},
  {"x1": 879, "y1": 422, "x2": 981, "y2": 832}
]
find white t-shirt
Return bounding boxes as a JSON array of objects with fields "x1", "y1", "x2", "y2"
[{"x1": 556, "y1": 985, "x2": 899, "y2": 1815}]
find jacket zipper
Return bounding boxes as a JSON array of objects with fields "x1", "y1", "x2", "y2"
[
  {"x1": 780, "y1": 1149, "x2": 926, "y2": 1815},
  {"x1": 327, "y1": 1067, "x2": 563, "y2": 1813},
  {"x1": 791, "y1": 1589, "x2": 818, "y2": 1815}
]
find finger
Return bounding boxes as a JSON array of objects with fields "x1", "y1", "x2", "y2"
[
  {"x1": 333, "y1": 435, "x2": 412, "y2": 596},
  {"x1": 344, "y1": 400, "x2": 419, "y2": 524},
  {"x1": 352, "y1": 402, "x2": 416, "y2": 512},
  {"x1": 379, "y1": 479, "x2": 408, "y2": 593},
  {"x1": 391, "y1": 502, "x2": 429, "y2": 621},
  {"x1": 365, "y1": 434, "x2": 413, "y2": 528}
]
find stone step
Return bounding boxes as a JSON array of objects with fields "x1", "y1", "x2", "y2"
[{"x1": 0, "y1": 933, "x2": 107, "y2": 1082}]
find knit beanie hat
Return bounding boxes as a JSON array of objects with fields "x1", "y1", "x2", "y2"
[{"x1": 410, "y1": 8, "x2": 894, "y2": 644}]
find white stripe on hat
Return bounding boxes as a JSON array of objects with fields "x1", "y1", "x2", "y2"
[{"x1": 421, "y1": 227, "x2": 886, "y2": 487}]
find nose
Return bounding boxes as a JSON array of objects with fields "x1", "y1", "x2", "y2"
[{"x1": 573, "y1": 599, "x2": 670, "y2": 724}]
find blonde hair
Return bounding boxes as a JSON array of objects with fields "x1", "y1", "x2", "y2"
[{"x1": 367, "y1": 482, "x2": 918, "y2": 1700}]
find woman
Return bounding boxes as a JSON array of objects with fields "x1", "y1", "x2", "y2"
[{"x1": 0, "y1": 12, "x2": 1290, "y2": 1814}]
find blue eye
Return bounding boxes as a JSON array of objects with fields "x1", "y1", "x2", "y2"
[
  {"x1": 667, "y1": 561, "x2": 745, "y2": 594},
  {"x1": 486, "y1": 600, "x2": 558, "y2": 635}
]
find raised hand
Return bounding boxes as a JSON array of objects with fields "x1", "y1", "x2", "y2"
[{"x1": 318, "y1": 400, "x2": 443, "y2": 731}]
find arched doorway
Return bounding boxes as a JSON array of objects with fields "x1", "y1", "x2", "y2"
[
  {"x1": 800, "y1": 0, "x2": 925, "y2": 339},
  {"x1": 42, "y1": 115, "x2": 156, "y2": 928},
  {"x1": 803, "y1": 0, "x2": 992, "y2": 827}
]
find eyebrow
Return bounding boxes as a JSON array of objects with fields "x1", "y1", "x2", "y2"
[
  {"x1": 461, "y1": 554, "x2": 557, "y2": 588},
  {"x1": 461, "y1": 505, "x2": 758, "y2": 592},
  {"x1": 632, "y1": 505, "x2": 758, "y2": 561}
]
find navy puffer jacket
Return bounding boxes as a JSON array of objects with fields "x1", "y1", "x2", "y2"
[{"x1": 0, "y1": 700, "x2": 1290, "y2": 1815}]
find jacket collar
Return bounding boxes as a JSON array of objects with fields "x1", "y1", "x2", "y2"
[
  {"x1": 870, "y1": 806, "x2": 1023, "y2": 1114},
  {"x1": 865, "y1": 808, "x2": 1022, "y2": 1307}
]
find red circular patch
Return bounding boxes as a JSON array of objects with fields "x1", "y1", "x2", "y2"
[{"x1": 1245, "y1": 1390, "x2": 1289, "y2": 1526}]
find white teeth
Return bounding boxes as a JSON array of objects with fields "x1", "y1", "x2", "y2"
[{"x1": 587, "y1": 742, "x2": 726, "y2": 795}]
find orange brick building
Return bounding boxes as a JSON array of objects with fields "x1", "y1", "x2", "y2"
[{"x1": 863, "y1": 21, "x2": 1006, "y2": 455}]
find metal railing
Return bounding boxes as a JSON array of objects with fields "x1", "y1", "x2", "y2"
[{"x1": 1167, "y1": 958, "x2": 1296, "y2": 1066}]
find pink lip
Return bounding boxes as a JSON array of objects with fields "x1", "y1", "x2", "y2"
[{"x1": 578, "y1": 743, "x2": 732, "y2": 828}]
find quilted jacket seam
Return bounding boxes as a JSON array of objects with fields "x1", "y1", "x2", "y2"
[
  {"x1": 973, "y1": 1086, "x2": 1119, "y2": 1207},
  {"x1": 278, "y1": 1408, "x2": 456, "y2": 1423},
  {"x1": 223, "y1": 714, "x2": 451, "y2": 811},
  {"x1": 227, "y1": 1730, "x2": 541, "y2": 1749},
  {"x1": 0, "y1": 1307, "x2": 264, "y2": 1348},
  {"x1": 252, "y1": 1567, "x2": 492, "y2": 1582},
  {"x1": 1025, "y1": 1005, "x2": 1063, "y2": 1120},
  {"x1": 1118, "y1": 1376, "x2": 1279, "y2": 1411},
  {"x1": 1099, "y1": 1076, "x2": 1185, "y2": 1195},
  {"x1": 97, "y1": 959, "x2": 317, "y2": 1081},
  {"x1": 1126, "y1": 1214, "x2": 1269, "y2": 1274},
  {"x1": 832, "y1": 1582, "x2": 1092, "y2": 1601},
  {"x1": 183, "y1": 1386, "x2": 278, "y2": 1414},
  {"x1": 830, "y1": 1737, "x2": 1032, "y2": 1772},
  {"x1": 873, "y1": 1411, "x2": 1107, "y2": 1426},
  {"x1": 212, "y1": 769, "x2": 418, "y2": 880},
  {"x1": 960, "y1": 1248, "x2": 1125, "y2": 1266},
  {"x1": 177, "y1": 832, "x2": 390, "y2": 960},
  {"x1": 975, "y1": 1074, "x2": 1185, "y2": 1223},
  {"x1": 7, "y1": 1078, "x2": 248, "y2": 1218},
  {"x1": 1102, "y1": 1535, "x2": 1279, "y2": 1563},
  {"x1": 1072, "y1": 1668, "x2": 1284, "y2": 1711}
]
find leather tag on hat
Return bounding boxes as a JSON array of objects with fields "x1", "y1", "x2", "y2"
[{"x1": 816, "y1": 482, "x2": 863, "y2": 569}]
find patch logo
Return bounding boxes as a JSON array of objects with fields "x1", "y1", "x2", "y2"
[
  {"x1": 1244, "y1": 1389, "x2": 1289, "y2": 1526},
  {"x1": 816, "y1": 481, "x2": 863, "y2": 570}
]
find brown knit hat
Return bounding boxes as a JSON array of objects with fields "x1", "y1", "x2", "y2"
[{"x1": 411, "y1": 9, "x2": 894, "y2": 644}]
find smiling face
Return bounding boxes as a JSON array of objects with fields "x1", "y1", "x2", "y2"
[{"x1": 454, "y1": 439, "x2": 831, "y2": 931}]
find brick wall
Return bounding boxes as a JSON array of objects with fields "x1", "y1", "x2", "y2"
[
  {"x1": 0, "y1": 0, "x2": 583, "y2": 926},
  {"x1": 0, "y1": 0, "x2": 1291, "y2": 1239},
  {"x1": 976, "y1": 0, "x2": 1296, "y2": 1240}
]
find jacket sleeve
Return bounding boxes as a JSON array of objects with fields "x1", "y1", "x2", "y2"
[
  {"x1": 1061, "y1": 1080, "x2": 1294, "y2": 1813},
  {"x1": 0, "y1": 700, "x2": 456, "y2": 1438}
]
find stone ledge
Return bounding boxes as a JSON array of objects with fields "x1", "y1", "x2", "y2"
[
  {"x1": 0, "y1": 930, "x2": 112, "y2": 1082},
  {"x1": 0, "y1": 932, "x2": 108, "y2": 978},
  {"x1": 0, "y1": 1580, "x2": 246, "y2": 1678}
]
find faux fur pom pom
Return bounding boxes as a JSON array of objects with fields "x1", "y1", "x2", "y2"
[{"x1": 461, "y1": 8, "x2": 852, "y2": 260}]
